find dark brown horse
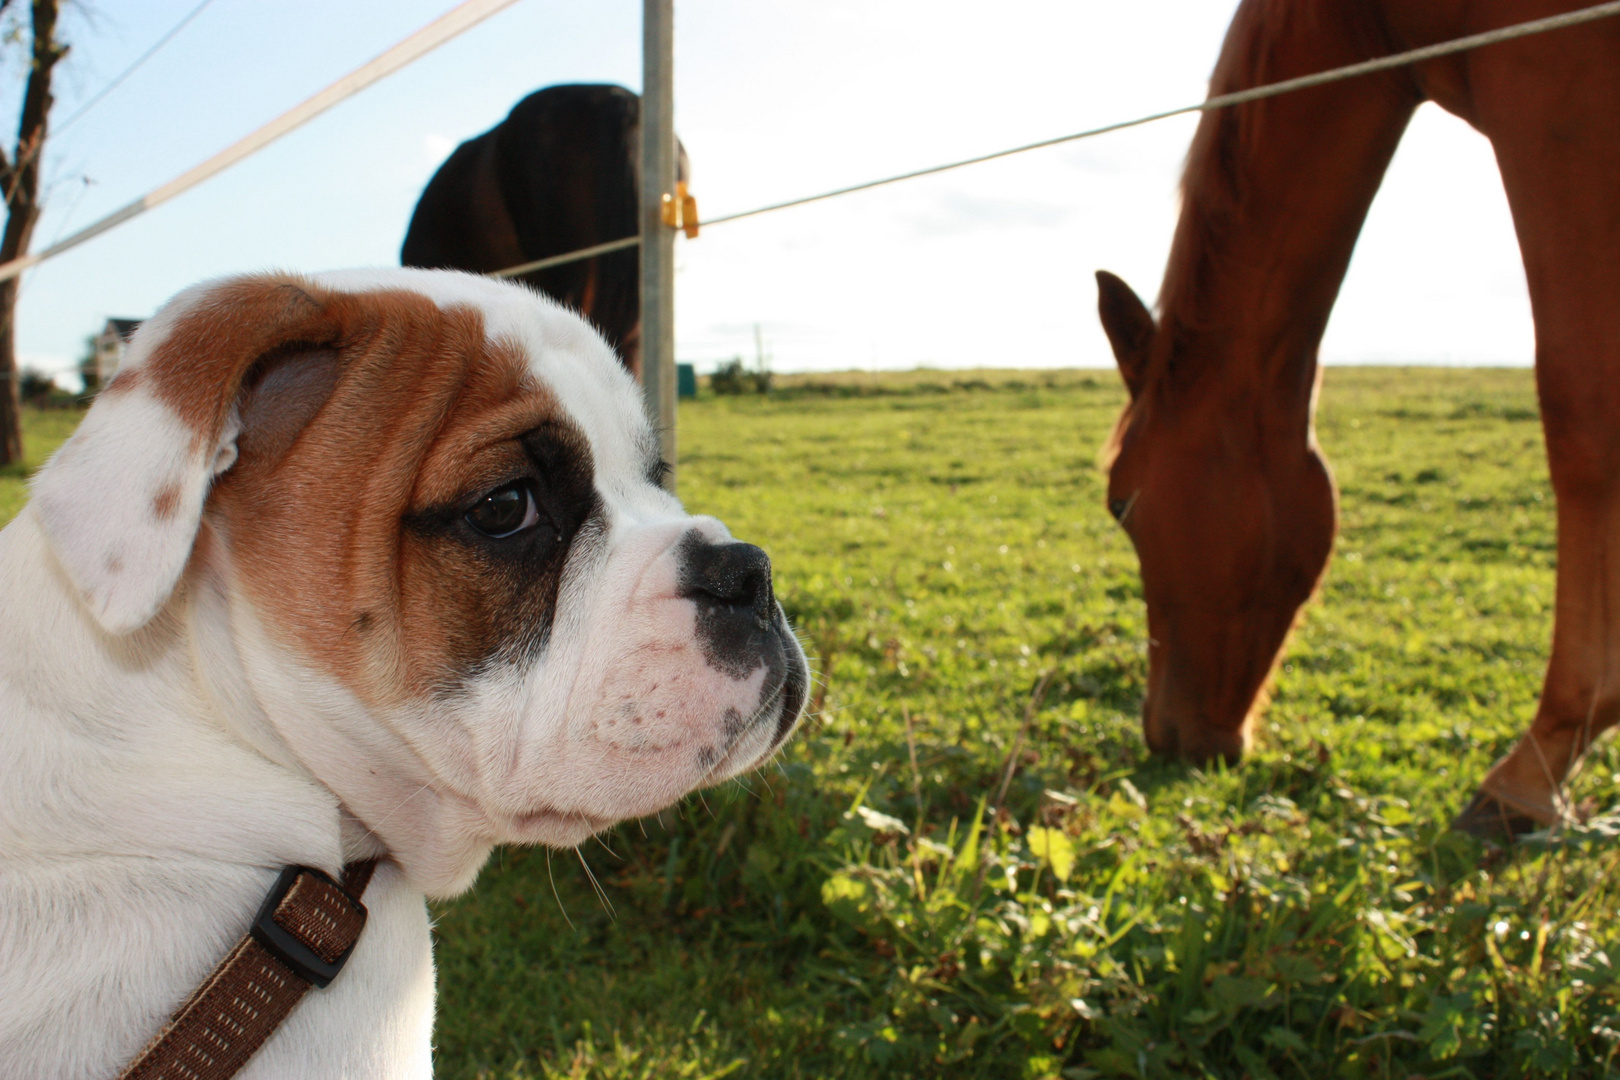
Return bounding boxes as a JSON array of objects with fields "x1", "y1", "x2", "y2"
[
  {"x1": 401, "y1": 84, "x2": 688, "y2": 379},
  {"x1": 1096, "y1": 0, "x2": 1620, "y2": 836}
]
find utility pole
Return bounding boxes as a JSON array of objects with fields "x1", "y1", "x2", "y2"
[{"x1": 640, "y1": 0, "x2": 677, "y2": 490}]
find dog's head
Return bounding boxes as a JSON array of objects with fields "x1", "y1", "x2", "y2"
[{"x1": 31, "y1": 269, "x2": 808, "y2": 895}]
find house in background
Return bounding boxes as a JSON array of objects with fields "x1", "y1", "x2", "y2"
[{"x1": 91, "y1": 317, "x2": 142, "y2": 387}]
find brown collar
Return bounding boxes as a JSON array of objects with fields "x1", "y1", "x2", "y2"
[{"x1": 117, "y1": 861, "x2": 378, "y2": 1080}]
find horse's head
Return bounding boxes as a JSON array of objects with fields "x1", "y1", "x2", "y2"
[{"x1": 1095, "y1": 271, "x2": 1337, "y2": 762}]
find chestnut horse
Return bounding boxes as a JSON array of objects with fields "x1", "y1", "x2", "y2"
[{"x1": 1096, "y1": 0, "x2": 1620, "y2": 837}]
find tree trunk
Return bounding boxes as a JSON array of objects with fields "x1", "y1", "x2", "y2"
[
  {"x1": 0, "y1": 0, "x2": 66, "y2": 467},
  {"x1": 0, "y1": 278, "x2": 17, "y2": 464}
]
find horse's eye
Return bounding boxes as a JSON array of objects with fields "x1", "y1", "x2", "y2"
[
  {"x1": 467, "y1": 482, "x2": 539, "y2": 538},
  {"x1": 1108, "y1": 498, "x2": 1129, "y2": 522}
]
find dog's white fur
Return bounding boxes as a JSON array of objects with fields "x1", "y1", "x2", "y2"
[{"x1": 0, "y1": 269, "x2": 805, "y2": 1079}]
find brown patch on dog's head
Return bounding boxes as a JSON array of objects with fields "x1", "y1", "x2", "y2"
[
  {"x1": 200, "y1": 291, "x2": 600, "y2": 703},
  {"x1": 135, "y1": 278, "x2": 337, "y2": 455}
]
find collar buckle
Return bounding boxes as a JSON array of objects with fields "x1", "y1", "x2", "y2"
[{"x1": 248, "y1": 865, "x2": 368, "y2": 988}]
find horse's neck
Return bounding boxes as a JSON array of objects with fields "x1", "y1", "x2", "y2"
[{"x1": 1156, "y1": 0, "x2": 1420, "y2": 406}]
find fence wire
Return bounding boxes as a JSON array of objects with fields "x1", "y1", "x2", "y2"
[
  {"x1": 3, "y1": 1, "x2": 1617, "y2": 286},
  {"x1": 492, "y1": 1, "x2": 1620, "y2": 278}
]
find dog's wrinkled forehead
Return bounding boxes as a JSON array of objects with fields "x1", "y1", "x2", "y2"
[{"x1": 313, "y1": 269, "x2": 668, "y2": 505}]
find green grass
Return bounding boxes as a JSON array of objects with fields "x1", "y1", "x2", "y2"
[
  {"x1": 5, "y1": 369, "x2": 1618, "y2": 1078},
  {"x1": 0, "y1": 407, "x2": 77, "y2": 521},
  {"x1": 428, "y1": 368, "x2": 1620, "y2": 1079}
]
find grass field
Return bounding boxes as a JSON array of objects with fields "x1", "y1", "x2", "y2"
[
  {"x1": 0, "y1": 407, "x2": 77, "y2": 523},
  {"x1": 5, "y1": 368, "x2": 1618, "y2": 1078}
]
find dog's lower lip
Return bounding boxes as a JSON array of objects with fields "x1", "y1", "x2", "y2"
[
  {"x1": 703, "y1": 680, "x2": 793, "y2": 780},
  {"x1": 512, "y1": 807, "x2": 610, "y2": 832}
]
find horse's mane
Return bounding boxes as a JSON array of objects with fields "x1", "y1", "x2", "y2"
[{"x1": 1111, "y1": 0, "x2": 1404, "y2": 435}]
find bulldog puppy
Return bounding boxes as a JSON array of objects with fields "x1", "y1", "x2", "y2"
[{"x1": 0, "y1": 269, "x2": 808, "y2": 1079}]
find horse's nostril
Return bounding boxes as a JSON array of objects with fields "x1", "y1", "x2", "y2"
[{"x1": 679, "y1": 538, "x2": 774, "y2": 619}]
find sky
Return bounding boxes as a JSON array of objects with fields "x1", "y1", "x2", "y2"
[{"x1": 10, "y1": 0, "x2": 1535, "y2": 383}]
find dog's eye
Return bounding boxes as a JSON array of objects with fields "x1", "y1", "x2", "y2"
[
  {"x1": 466, "y1": 482, "x2": 539, "y2": 538},
  {"x1": 1108, "y1": 498, "x2": 1129, "y2": 522}
]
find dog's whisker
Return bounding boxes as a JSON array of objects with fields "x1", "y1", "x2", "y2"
[
  {"x1": 545, "y1": 849, "x2": 576, "y2": 932},
  {"x1": 360, "y1": 781, "x2": 435, "y2": 842},
  {"x1": 575, "y1": 846, "x2": 616, "y2": 920}
]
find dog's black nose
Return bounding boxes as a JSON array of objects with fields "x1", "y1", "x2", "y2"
[{"x1": 679, "y1": 539, "x2": 774, "y2": 621}]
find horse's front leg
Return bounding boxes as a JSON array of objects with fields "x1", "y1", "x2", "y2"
[
  {"x1": 1455, "y1": 326, "x2": 1620, "y2": 838},
  {"x1": 1442, "y1": 12, "x2": 1620, "y2": 840},
  {"x1": 1458, "y1": 474, "x2": 1620, "y2": 837}
]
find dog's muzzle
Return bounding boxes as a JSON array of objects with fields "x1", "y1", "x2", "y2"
[{"x1": 678, "y1": 533, "x2": 808, "y2": 750}]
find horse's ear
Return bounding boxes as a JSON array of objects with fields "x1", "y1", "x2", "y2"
[
  {"x1": 31, "y1": 275, "x2": 343, "y2": 634},
  {"x1": 1096, "y1": 270, "x2": 1154, "y2": 398}
]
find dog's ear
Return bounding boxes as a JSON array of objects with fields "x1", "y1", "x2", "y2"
[{"x1": 31, "y1": 274, "x2": 345, "y2": 634}]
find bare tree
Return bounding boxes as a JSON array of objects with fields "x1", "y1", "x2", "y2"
[{"x1": 0, "y1": 0, "x2": 66, "y2": 467}]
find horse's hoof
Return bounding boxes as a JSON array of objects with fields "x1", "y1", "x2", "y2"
[
  {"x1": 1451, "y1": 790, "x2": 1544, "y2": 842},
  {"x1": 1144, "y1": 714, "x2": 1248, "y2": 765}
]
